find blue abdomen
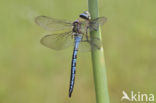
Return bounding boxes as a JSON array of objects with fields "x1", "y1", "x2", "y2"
[{"x1": 69, "y1": 36, "x2": 82, "y2": 97}]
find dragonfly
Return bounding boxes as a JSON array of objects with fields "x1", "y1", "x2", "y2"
[{"x1": 35, "y1": 11, "x2": 107, "y2": 97}]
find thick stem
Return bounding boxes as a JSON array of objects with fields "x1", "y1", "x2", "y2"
[{"x1": 88, "y1": 0, "x2": 110, "y2": 103}]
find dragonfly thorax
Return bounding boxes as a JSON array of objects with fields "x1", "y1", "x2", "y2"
[
  {"x1": 72, "y1": 21, "x2": 80, "y2": 34},
  {"x1": 72, "y1": 19, "x2": 89, "y2": 36}
]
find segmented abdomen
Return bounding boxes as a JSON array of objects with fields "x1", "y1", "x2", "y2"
[{"x1": 69, "y1": 36, "x2": 82, "y2": 97}]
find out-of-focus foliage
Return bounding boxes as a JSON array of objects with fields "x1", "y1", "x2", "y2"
[{"x1": 0, "y1": 0, "x2": 156, "y2": 103}]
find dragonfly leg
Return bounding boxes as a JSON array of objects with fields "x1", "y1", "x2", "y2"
[
  {"x1": 72, "y1": 34, "x2": 74, "y2": 39},
  {"x1": 81, "y1": 28, "x2": 89, "y2": 42},
  {"x1": 86, "y1": 28, "x2": 89, "y2": 41}
]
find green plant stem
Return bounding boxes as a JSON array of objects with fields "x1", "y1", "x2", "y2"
[{"x1": 88, "y1": 0, "x2": 110, "y2": 103}]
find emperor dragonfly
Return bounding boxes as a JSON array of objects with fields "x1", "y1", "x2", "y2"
[{"x1": 35, "y1": 11, "x2": 107, "y2": 97}]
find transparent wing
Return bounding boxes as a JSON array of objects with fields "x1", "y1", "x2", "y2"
[
  {"x1": 89, "y1": 17, "x2": 107, "y2": 31},
  {"x1": 40, "y1": 31, "x2": 74, "y2": 50},
  {"x1": 35, "y1": 16, "x2": 72, "y2": 32},
  {"x1": 79, "y1": 41, "x2": 91, "y2": 52},
  {"x1": 79, "y1": 37, "x2": 102, "y2": 52}
]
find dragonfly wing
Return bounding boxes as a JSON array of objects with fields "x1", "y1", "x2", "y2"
[
  {"x1": 79, "y1": 41, "x2": 91, "y2": 52},
  {"x1": 40, "y1": 31, "x2": 74, "y2": 50},
  {"x1": 35, "y1": 16, "x2": 73, "y2": 32},
  {"x1": 89, "y1": 17, "x2": 107, "y2": 31},
  {"x1": 79, "y1": 37, "x2": 102, "y2": 52}
]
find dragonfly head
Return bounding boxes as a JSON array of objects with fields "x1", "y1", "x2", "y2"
[{"x1": 79, "y1": 11, "x2": 91, "y2": 20}]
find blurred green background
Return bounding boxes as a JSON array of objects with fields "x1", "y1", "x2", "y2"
[{"x1": 0, "y1": 0, "x2": 156, "y2": 103}]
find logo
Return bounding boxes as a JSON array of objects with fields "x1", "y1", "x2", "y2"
[{"x1": 121, "y1": 91, "x2": 154, "y2": 102}]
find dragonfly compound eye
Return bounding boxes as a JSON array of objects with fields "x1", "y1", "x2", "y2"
[{"x1": 79, "y1": 11, "x2": 91, "y2": 20}]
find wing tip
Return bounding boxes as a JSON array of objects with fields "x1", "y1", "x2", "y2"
[
  {"x1": 34, "y1": 16, "x2": 47, "y2": 24},
  {"x1": 101, "y1": 16, "x2": 108, "y2": 22},
  {"x1": 40, "y1": 35, "x2": 51, "y2": 46},
  {"x1": 34, "y1": 16, "x2": 40, "y2": 25}
]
